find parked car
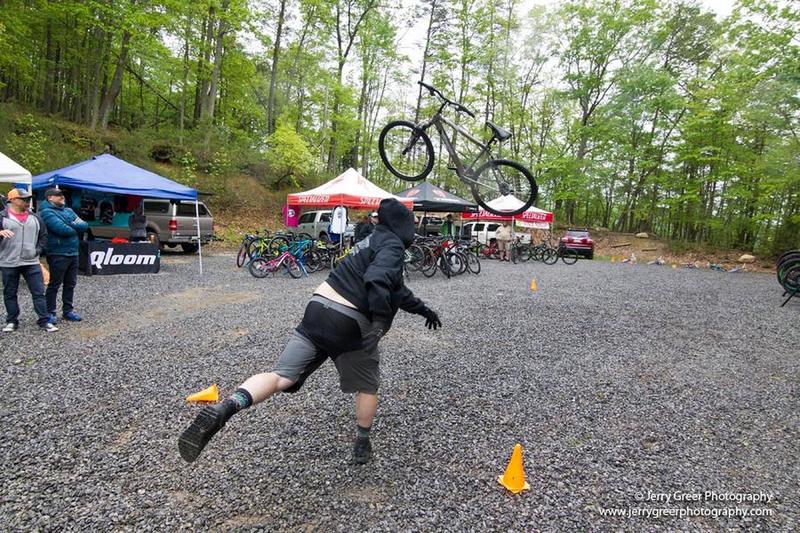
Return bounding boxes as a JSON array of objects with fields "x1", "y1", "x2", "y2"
[
  {"x1": 87, "y1": 198, "x2": 214, "y2": 253},
  {"x1": 415, "y1": 215, "x2": 444, "y2": 235},
  {"x1": 293, "y1": 210, "x2": 355, "y2": 242},
  {"x1": 560, "y1": 228, "x2": 594, "y2": 259},
  {"x1": 461, "y1": 221, "x2": 530, "y2": 244}
]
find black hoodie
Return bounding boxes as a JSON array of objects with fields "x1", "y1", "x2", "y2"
[{"x1": 326, "y1": 198, "x2": 426, "y2": 327}]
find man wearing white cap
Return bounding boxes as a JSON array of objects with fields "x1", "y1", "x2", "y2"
[{"x1": 0, "y1": 188, "x2": 57, "y2": 332}]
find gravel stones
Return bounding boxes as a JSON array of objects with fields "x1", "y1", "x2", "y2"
[{"x1": 0, "y1": 253, "x2": 797, "y2": 530}]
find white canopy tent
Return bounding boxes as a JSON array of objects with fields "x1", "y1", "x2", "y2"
[{"x1": 0, "y1": 151, "x2": 32, "y2": 192}]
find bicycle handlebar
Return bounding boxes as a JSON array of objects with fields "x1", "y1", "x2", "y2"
[{"x1": 417, "y1": 80, "x2": 475, "y2": 118}]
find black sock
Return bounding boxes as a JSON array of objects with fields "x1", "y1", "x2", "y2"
[
  {"x1": 221, "y1": 388, "x2": 253, "y2": 418},
  {"x1": 356, "y1": 424, "x2": 371, "y2": 438}
]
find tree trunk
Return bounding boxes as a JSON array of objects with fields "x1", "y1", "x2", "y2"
[
  {"x1": 179, "y1": 18, "x2": 191, "y2": 145},
  {"x1": 194, "y1": 9, "x2": 214, "y2": 123},
  {"x1": 202, "y1": 0, "x2": 228, "y2": 123},
  {"x1": 267, "y1": 0, "x2": 287, "y2": 135},
  {"x1": 415, "y1": 0, "x2": 437, "y2": 123},
  {"x1": 98, "y1": 30, "x2": 131, "y2": 130}
]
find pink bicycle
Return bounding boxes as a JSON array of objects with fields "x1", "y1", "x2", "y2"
[{"x1": 248, "y1": 250, "x2": 305, "y2": 279}]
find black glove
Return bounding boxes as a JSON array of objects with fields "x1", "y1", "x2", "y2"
[
  {"x1": 362, "y1": 320, "x2": 387, "y2": 353},
  {"x1": 422, "y1": 307, "x2": 441, "y2": 330}
]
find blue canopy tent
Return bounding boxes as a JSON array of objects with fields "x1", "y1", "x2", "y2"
[{"x1": 30, "y1": 154, "x2": 204, "y2": 273}]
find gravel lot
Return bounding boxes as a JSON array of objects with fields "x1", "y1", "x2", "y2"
[{"x1": 1, "y1": 252, "x2": 798, "y2": 531}]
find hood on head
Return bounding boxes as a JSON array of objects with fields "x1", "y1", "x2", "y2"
[{"x1": 377, "y1": 198, "x2": 415, "y2": 248}]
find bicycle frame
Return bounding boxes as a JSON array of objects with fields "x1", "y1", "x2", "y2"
[
  {"x1": 420, "y1": 110, "x2": 496, "y2": 185},
  {"x1": 266, "y1": 251, "x2": 307, "y2": 277}
]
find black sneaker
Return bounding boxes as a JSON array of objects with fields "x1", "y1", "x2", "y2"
[
  {"x1": 353, "y1": 435, "x2": 372, "y2": 465},
  {"x1": 178, "y1": 404, "x2": 229, "y2": 463}
]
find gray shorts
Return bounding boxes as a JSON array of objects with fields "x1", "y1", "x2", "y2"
[{"x1": 272, "y1": 296, "x2": 380, "y2": 394}]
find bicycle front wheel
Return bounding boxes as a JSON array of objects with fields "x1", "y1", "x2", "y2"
[
  {"x1": 470, "y1": 159, "x2": 538, "y2": 216},
  {"x1": 542, "y1": 248, "x2": 559, "y2": 265},
  {"x1": 378, "y1": 120, "x2": 435, "y2": 181},
  {"x1": 236, "y1": 243, "x2": 248, "y2": 267},
  {"x1": 466, "y1": 252, "x2": 481, "y2": 274},
  {"x1": 248, "y1": 258, "x2": 271, "y2": 278}
]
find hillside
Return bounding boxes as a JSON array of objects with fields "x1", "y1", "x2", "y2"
[{"x1": 0, "y1": 105, "x2": 775, "y2": 271}]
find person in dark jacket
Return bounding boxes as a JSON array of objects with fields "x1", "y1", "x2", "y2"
[
  {"x1": 178, "y1": 198, "x2": 441, "y2": 465},
  {"x1": 0, "y1": 188, "x2": 55, "y2": 332},
  {"x1": 353, "y1": 211, "x2": 376, "y2": 243},
  {"x1": 39, "y1": 188, "x2": 89, "y2": 323}
]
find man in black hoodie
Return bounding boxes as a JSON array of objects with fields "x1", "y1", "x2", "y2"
[{"x1": 179, "y1": 198, "x2": 441, "y2": 465}]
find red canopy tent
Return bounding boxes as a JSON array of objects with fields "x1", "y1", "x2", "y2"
[
  {"x1": 287, "y1": 168, "x2": 413, "y2": 209},
  {"x1": 462, "y1": 195, "x2": 553, "y2": 228}
]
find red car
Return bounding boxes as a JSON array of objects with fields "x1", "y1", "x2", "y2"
[{"x1": 561, "y1": 228, "x2": 594, "y2": 259}]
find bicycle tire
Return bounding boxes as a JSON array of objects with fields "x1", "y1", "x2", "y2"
[
  {"x1": 407, "y1": 244, "x2": 427, "y2": 271},
  {"x1": 378, "y1": 120, "x2": 435, "y2": 181},
  {"x1": 466, "y1": 252, "x2": 481, "y2": 274},
  {"x1": 422, "y1": 254, "x2": 439, "y2": 277},
  {"x1": 453, "y1": 252, "x2": 468, "y2": 275},
  {"x1": 303, "y1": 249, "x2": 323, "y2": 273},
  {"x1": 285, "y1": 258, "x2": 303, "y2": 279},
  {"x1": 236, "y1": 243, "x2": 248, "y2": 267},
  {"x1": 470, "y1": 159, "x2": 537, "y2": 216},
  {"x1": 561, "y1": 248, "x2": 579, "y2": 265},
  {"x1": 268, "y1": 236, "x2": 290, "y2": 257},
  {"x1": 248, "y1": 258, "x2": 271, "y2": 278},
  {"x1": 543, "y1": 248, "x2": 558, "y2": 265},
  {"x1": 248, "y1": 237, "x2": 269, "y2": 260}
]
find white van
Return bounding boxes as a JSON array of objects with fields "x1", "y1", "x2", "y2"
[
  {"x1": 293, "y1": 210, "x2": 355, "y2": 241},
  {"x1": 461, "y1": 221, "x2": 530, "y2": 244}
]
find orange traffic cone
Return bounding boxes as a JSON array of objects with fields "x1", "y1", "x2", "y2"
[
  {"x1": 530, "y1": 279, "x2": 538, "y2": 292},
  {"x1": 186, "y1": 383, "x2": 219, "y2": 403},
  {"x1": 498, "y1": 443, "x2": 530, "y2": 494}
]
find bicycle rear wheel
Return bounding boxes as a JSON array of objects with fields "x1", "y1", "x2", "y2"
[
  {"x1": 470, "y1": 159, "x2": 537, "y2": 216},
  {"x1": 284, "y1": 258, "x2": 303, "y2": 278},
  {"x1": 378, "y1": 120, "x2": 435, "y2": 181},
  {"x1": 560, "y1": 248, "x2": 579, "y2": 265}
]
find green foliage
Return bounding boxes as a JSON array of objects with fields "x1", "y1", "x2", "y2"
[
  {"x1": 5, "y1": 115, "x2": 48, "y2": 173},
  {"x1": 0, "y1": 0, "x2": 798, "y2": 254},
  {"x1": 264, "y1": 122, "x2": 315, "y2": 189}
]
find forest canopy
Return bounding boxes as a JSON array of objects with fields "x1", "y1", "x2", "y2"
[{"x1": 0, "y1": 0, "x2": 798, "y2": 253}]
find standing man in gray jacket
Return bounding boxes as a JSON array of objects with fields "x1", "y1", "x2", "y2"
[{"x1": 0, "y1": 188, "x2": 57, "y2": 332}]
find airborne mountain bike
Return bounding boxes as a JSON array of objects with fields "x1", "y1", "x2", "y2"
[{"x1": 378, "y1": 81, "x2": 537, "y2": 216}]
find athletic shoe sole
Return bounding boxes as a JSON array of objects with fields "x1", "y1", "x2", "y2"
[{"x1": 178, "y1": 406, "x2": 225, "y2": 463}]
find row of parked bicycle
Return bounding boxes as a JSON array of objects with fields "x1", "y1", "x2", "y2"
[
  {"x1": 776, "y1": 250, "x2": 800, "y2": 307},
  {"x1": 235, "y1": 230, "x2": 583, "y2": 279}
]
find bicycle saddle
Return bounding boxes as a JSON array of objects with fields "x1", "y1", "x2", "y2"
[{"x1": 486, "y1": 121, "x2": 512, "y2": 142}]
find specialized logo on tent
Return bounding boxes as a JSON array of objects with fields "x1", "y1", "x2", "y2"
[
  {"x1": 297, "y1": 194, "x2": 330, "y2": 204},
  {"x1": 359, "y1": 197, "x2": 382, "y2": 206},
  {"x1": 90, "y1": 247, "x2": 157, "y2": 270}
]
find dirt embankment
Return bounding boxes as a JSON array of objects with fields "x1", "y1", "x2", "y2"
[{"x1": 587, "y1": 229, "x2": 772, "y2": 272}]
